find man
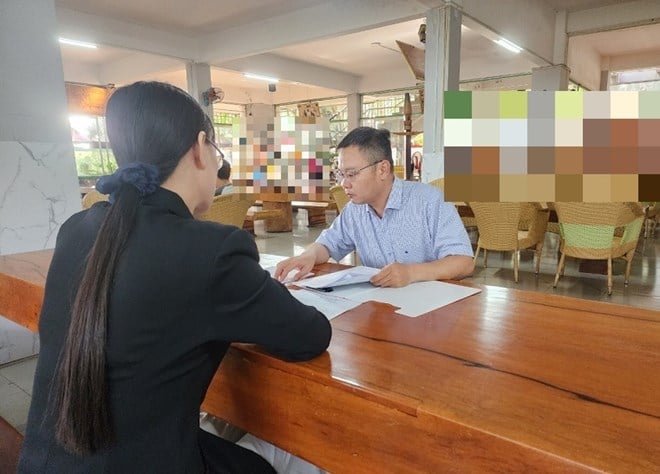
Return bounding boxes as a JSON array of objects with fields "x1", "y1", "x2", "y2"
[
  {"x1": 275, "y1": 126, "x2": 474, "y2": 288},
  {"x1": 214, "y1": 159, "x2": 234, "y2": 196}
]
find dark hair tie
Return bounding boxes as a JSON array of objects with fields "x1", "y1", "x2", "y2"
[{"x1": 96, "y1": 162, "x2": 160, "y2": 203}]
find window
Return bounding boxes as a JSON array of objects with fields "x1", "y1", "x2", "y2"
[
  {"x1": 69, "y1": 114, "x2": 117, "y2": 186},
  {"x1": 609, "y1": 68, "x2": 660, "y2": 91},
  {"x1": 213, "y1": 103, "x2": 244, "y2": 163},
  {"x1": 360, "y1": 89, "x2": 424, "y2": 172}
]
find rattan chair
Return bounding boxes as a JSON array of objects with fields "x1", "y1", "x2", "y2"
[
  {"x1": 428, "y1": 178, "x2": 444, "y2": 191},
  {"x1": 429, "y1": 178, "x2": 478, "y2": 231},
  {"x1": 459, "y1": 211, "x2": 478, "y2": 231},
  {"x1": 553, "y1": 202, "x2": 644, "y2": 295},
  {"x1": 329, "y1": 185, "x2": 350, "y2": 213},
  {"x1": 642, "y1": 202, "x2": 657, "y2": 238},
  {"x1": 470, "y1": 202, "x2": 549, "y2": 283},
  {"x1": 81, "y1": 189, "x2": 109, "y2": 209},
  {"x1": 199, "y1": 193, "x2": 256, "y2": 228},
  {"x1": 329, "y1": 184, "x2": 361, "y2": 264},
  {"x1": 545, "y1": 202, "x2": 560, "y2": 235}
]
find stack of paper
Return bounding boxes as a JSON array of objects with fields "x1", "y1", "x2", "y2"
[
  {"x1": 289, "y1": 266, "x2": 482, "y2": 319},
  {"x1": 297, "y1": 266, "x2": 379, "y2": 289}
]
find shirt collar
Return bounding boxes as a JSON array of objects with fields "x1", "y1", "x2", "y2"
[
  {"x1": 142, "y1": 187, "x2": 193, "y2": 219},
  {"x1": 384, "y1": 177, "x2": 404, "y2": 211}
]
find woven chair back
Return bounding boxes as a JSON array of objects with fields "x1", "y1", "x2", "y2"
[
  {"x1": 199, "y1": 193, "x2": 256, "y2": 228},
  {"x1": 470, "y1": 202, "x2": 521, "y2": 251},
  {"x1": 428, "y1": 178, "x2": 445, "y2": 192},
  {"x1": 554, "y1": 202, "x2": 644, "y2": 259},
  {"x1": 82, "y1": 189, "x2": 109, "y2": 209},
  {"x1": 329, "y1": 185, "x2": 350, "y2": 213}
]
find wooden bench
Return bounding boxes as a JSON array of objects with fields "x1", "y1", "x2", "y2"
[
  {"x1": 242, "y1": 207, "x2": 287, "y2": 234},
  {"x1": 291, "y1": 201, "x2": 337, "y2": 227},
  {"x1": 242, "y1": 200, "x2": 337, "y2": 233},
  {"x1": 0, "y1": 416, "x2": 23, "y2": 473}
]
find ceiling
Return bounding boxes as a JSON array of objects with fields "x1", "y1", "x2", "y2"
[{"x1": 55, "y1": 0, "x2": 660, "y2": 105}]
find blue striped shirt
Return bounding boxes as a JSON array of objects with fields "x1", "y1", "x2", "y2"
[{"x1": 317, "y1": 178, "x2": 473, "y2": 268}]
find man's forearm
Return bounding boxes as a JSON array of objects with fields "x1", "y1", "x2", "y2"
[
  {"x1": 303, "y1": 242, "x2": 331, "y2": 265},
  {"x1": 410, "y1": 255, "x2": 474, "y2": 282}
]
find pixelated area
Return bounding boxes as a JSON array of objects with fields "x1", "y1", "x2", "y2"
[
  {"x1": 444, "y1": 91, "x2": 660, "y2": 202},
  {"x1": 232, "y1": 116, "x2": 332, "y2": 201}
]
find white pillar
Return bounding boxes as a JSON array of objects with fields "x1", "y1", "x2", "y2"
[
  {"x1": 0, "y1": 0, "x2": 80, "y2": 361},
  {"x1": 553, "y1": 10, "x2": 568, "y2": 66},
  {"x1": 0, "y1": 0, "x2": 80, "y2": 256},
  {"x1": 531, "y1": 10, "x2": 571, "y2": 92},
  {"x1": 532, "y1": 64, "x2": 570, "y2": 91},
  {"x1": 346, "y1": 93, "x2": 361, "y2": 132},
  {"x1": 599, "y1": 70, "x2": 609, "y2": 91},
  {"x1": 422, "y1": 2, "x2": 462, "y2": 183},
  {"x1": 186, "y1": 62, "x2": 213, "y2": 118}
]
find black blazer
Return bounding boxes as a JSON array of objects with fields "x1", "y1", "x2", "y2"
[{"x1": 18, "y1": 188, "x2": 331, "y2": 473}]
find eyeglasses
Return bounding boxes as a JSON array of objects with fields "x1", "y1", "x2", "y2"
[
  {"x1": 334, "y1": 161, "x2": 381, "y2": 181},
  {"x1": 206, "y1": 138, "x2": 225, "y2": 163}
]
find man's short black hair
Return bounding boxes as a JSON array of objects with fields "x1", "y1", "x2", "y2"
[
  {"x1": 217, "y1": 159, "x2": 231, "y2": 180},
  {"x1": 336, "y1": 126, "x2": 393, "y2": 167}
]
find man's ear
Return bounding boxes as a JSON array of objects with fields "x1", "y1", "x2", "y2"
[
  {"x1": 378, "y1": 159, "x2": 391, "y2": 179},
  {"x1": 192, "y1": 131, "x2": 207, "y2": 170}
]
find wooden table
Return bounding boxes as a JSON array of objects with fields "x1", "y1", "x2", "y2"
[{"x1": 1, "y1": 251, "x2": 659, "y2": 473}]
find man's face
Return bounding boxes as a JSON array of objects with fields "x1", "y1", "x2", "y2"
[{"x1": 336, "y1": 145, "x2": 384, "y2": 205}]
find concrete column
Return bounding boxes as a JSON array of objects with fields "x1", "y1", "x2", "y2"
[
  {"x1": 553, "y1": 10, "x2": 568, "y2": 66},
  {"x1": 186, "y1": 62, "x2": 213, "y2": 118},
  {"x1": 1, "y1": 0, "x2": 80, "y2": 361},
  {"x1": 346, "y1": 93, "x2": 361, "y2": 132},
  {"x1": 532, "y1": 10, "x2": 571, "y2": 92},
  {"x1": 422, "y1": 2, "x2": 462, "y2": 183},
  {"x1": 599, "y1": 70, "x2": 610, "y2": 91},
  {"x1": 532, "y1": 64, "x2": 570, "y2": 91}
]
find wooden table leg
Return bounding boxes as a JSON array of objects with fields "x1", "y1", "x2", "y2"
[
  {"x1": 306, "y1": 207, "x2": 327, "y2": 227},
  {"x1": 263, "y1": 201, "x2": 292, "y2": 232}
]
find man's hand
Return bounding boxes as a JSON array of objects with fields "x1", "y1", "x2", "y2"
[
  {"x1": 370, "y1": 262, "x2": 413, "y2": 288},
  {"x1": 274, "y1": 253, "x2": 317, "y2": 283}
]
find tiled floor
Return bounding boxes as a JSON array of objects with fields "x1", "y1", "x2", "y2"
[{"x1": 1, "y1": 209, "x2": 658, "y2": 434}]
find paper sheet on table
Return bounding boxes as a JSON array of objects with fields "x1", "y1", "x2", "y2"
[
  {"x1": 289, "y1": 288, "x2": 363, "y2": 320},
  {"x1": 260, "y1": 253, "x2": 313, "y2": 284},
  {"x1": 298, "y1": 266, "x2": 379, "y2": 289},
  {"x1": 366, "y1": 281, "x2": 481, "y2": 317},
  {"x1": 334, "y1": 280, "x2": 482, "y2": 318},
  {"x1": 259, "y1": 253, "x2": 287, "y2": 270}
]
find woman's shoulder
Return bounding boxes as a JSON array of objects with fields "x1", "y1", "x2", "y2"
[
  {"x1": 175, "y1": 216, "x2": 240, "y2": 243},
  {"x1": 182, "y1": 218, "x2": 257, "y2": 254}
]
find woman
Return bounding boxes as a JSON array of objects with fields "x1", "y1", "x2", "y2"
[{"x1": 18, "y1": 81, "x2": 331, "y2": 473}]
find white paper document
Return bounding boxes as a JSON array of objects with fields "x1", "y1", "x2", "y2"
[
  {"x1": 260, "y1": 253, "x2": 313, "y2": 284},
  {"x1": 297, "y1": 266, "x2": 380, "y2": 289},
  {"x1": 354, "y1": 281, "x2": 482, "y2": 318},
  {"x1": 289, "y1": 287, "x2": 363, "y2": 320},
  {"x1": 259, "y1": 253, "x2": 287, "y2": 270},
  {"x1": 290, "y1": 274, "x2": 481, "y2": 319}
]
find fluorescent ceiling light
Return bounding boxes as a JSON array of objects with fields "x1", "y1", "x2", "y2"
[
  {"x1": 494, "y1": 38, "x2": 522, "y2": 54},
  {"x1": 243, "y1": 73, "x2": 279, "y2": 83},
  {"x1": 59, "y1": 37, "x2": 97, "y2": 49}
]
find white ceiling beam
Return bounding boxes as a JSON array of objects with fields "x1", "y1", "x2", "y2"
[
  {"x1": 61, "y1": 62, "x2": 102, "y2": 85},
  {"x1": 197, "y1": 0, "x2": 438, "y2": 63},
  {"x1": 218, "y1": 53, "x2": 360, "y2": 92},
  {"x1": 459, "y1": 0, "x2": 556, "y2": 64},
  {"x1": 55, "y1": 7, "x2": 197, "y2": 60},
  {"x1": 607, "y1": 50, "x2": 660, "y2": 72},
  {"x1": 567, "y1": 0, "x2": 660, "y2": 36},
  {"x1": 97, "y1": 54, "x2": 186, "y2": 87}
]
